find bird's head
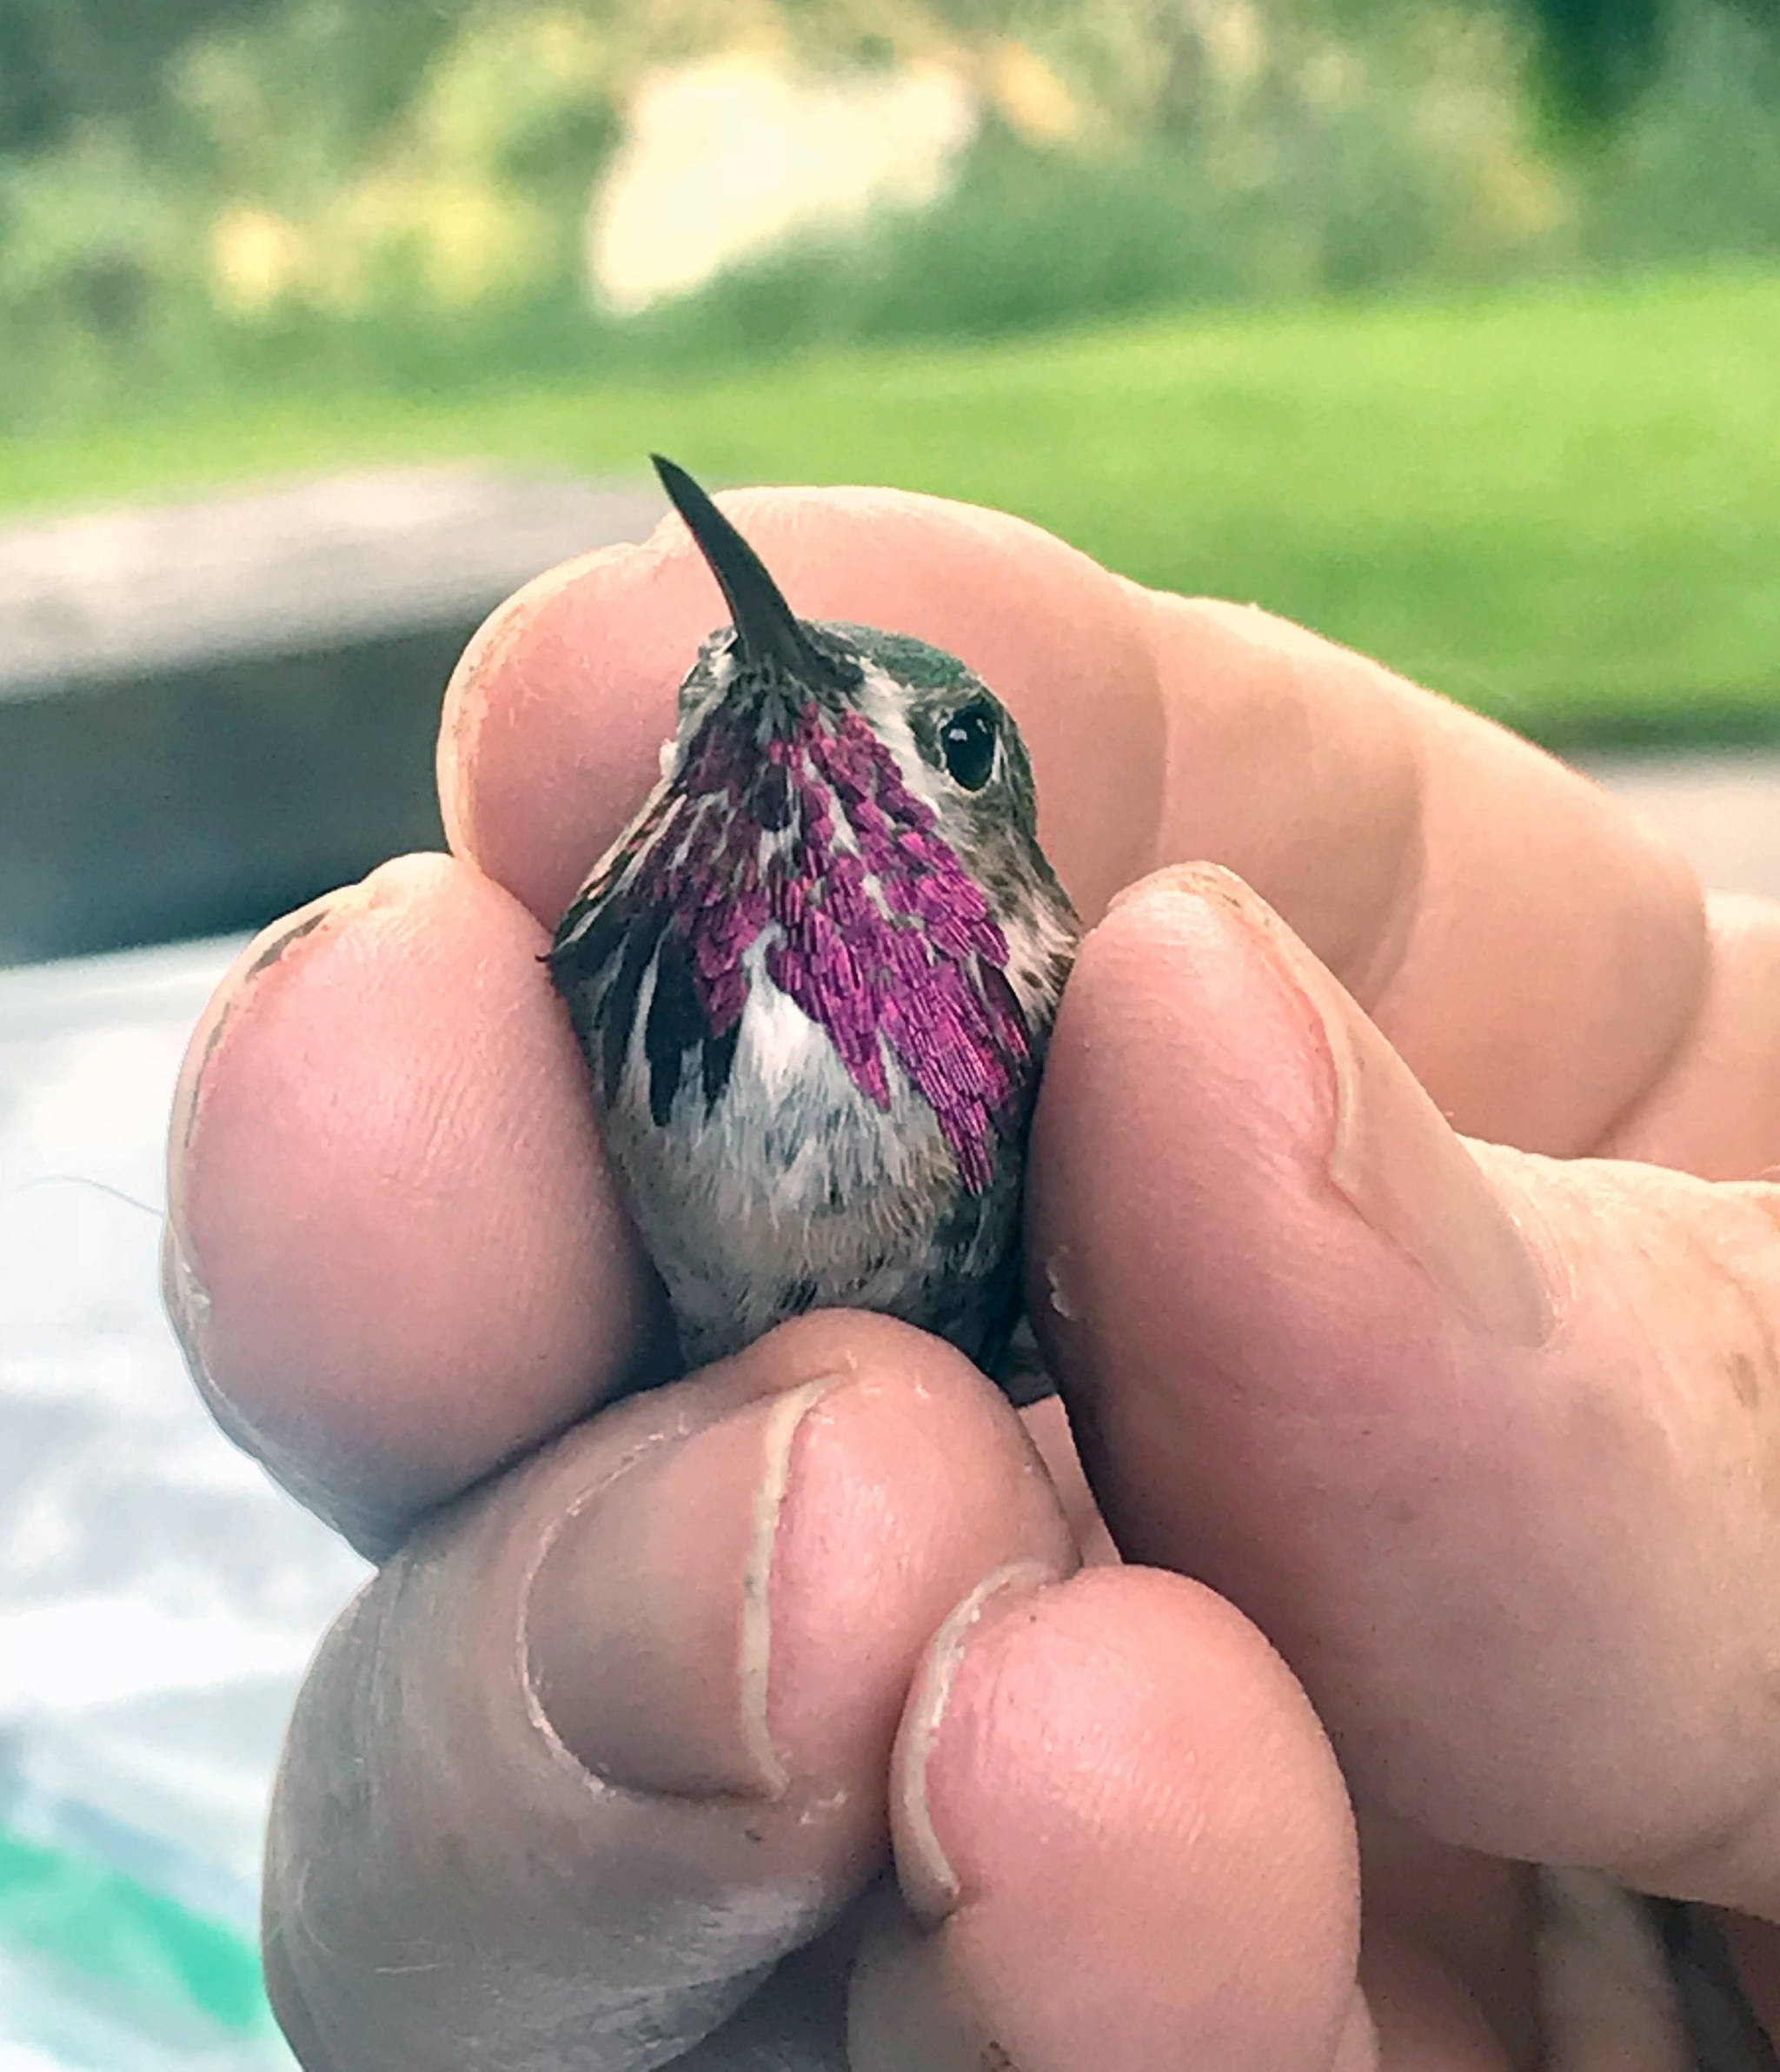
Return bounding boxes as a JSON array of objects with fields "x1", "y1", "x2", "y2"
[{"x1": 550, "y1": 460, "x2": 1076, "y2": 1194}]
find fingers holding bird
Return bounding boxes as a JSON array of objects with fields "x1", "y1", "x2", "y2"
[
  {"x1": 160, "y1": 481, "x2": 1780, "y2": 2069},
  {"x1": 262, "y1": 1308, "x2": 1400, "y2": 2072},
  {"x1": 1031, "y1": 865, "x2": 1780, "y2": 1916},
  {"x1": 163, "y1": 853, "x2": 661, "y2": 1554},
  {"x1": 437, "y1": 484, "x2": 1708, "y2": 1159},
  {"x1": 260, "y1": 1313, "x2": 1084, "y2": 2071},
  {"x1": 169, "y1": 483, "x2": 1776, "y2": 1603}
]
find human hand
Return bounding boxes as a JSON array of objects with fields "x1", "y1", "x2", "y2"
[{"x1": 163, "y1": 484, "x2": 1780, "y2": 2068}]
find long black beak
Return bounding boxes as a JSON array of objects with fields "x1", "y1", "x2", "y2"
[{"x1": 652, "y1": 455, "x2": 836, "y2": 683}]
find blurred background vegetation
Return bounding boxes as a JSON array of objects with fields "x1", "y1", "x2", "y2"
[{"x1": 2, "y1": 0, "x2": 1778, "y2": 741}]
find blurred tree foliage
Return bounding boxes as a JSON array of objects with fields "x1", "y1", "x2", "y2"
[
  {"x1": 2, "y1": 0, "x2": 1779, "y2": 431},
  {"x1": 0, "y1": 0, "x2": 249, "y2": 151},
  {"x1": 1509, "y1": 0, "x2": 1777, "y2": 123},
  {"x1": 0, "y1": 0, "x2": 513, "y2": 154},
  {"x1": 2, "y1": 0, "x2": 1773, "y2": 148}
]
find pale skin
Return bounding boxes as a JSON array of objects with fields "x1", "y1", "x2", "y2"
[{"x1": 162, "y1": 485, "x2": 1780, "y2": 2069}]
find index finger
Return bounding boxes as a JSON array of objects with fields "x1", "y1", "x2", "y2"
[{"x1": 440, "y1": 484, "x2": 1704, "y2": 1156}]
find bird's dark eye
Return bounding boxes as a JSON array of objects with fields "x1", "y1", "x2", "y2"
[{"x1": 939, "y1": 701, "x2": 998, "y2": 790}]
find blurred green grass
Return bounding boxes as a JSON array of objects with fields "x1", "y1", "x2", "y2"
[{"x1": 3, "y1": 265, "x2": 1777, "y2": 746}]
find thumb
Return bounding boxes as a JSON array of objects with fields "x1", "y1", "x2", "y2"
[{"x1": 1031, "y1": 865, "x2": 1780, "y2": 1920}]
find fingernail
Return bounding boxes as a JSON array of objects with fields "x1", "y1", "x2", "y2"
[
  {"x1": 892, "y1": 1559, "x2": 1061, "y2": 1923},
  {"x1": 160, "y1": 1210, "x2": 302, "y2": 1491},
  {"x1": 1280, "y1": 922, "x2": 1552, "y2": 1351},
  {"x1": 437, "y1": 548, "x2": 624, "y2": 847},
  {"x1": 163, "y1": 899, "x2": 337, "y2": 1381},
  {"x1": 523, "y1": 1375, "x2": 847, "y2": 1799},
  {"x1": 160, "y1": 1218, "x2": 211, "y2": 1355},
  {"x1": 1114, "y1": 865, "x2": 1552, "y2": 1347},
  {"x1": 158, "y1": 1214, "x2": 231, "y2": 1440},
  {"x1": 167, "y1": 900, "x2": 335, "y2": 1162},
  {"x1": 849, "y1": 1881, "x2": 1019, "y2": 2072}
]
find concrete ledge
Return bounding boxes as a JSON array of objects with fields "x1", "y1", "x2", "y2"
[
  {"x1": 1574, "y1": 748, "x2": 1780, "y2": 902},
  {"x1": 0, "y1": 468, "x2": 664, "y2": 964}
]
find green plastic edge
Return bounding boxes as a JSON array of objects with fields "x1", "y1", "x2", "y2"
[{"x1": 0, "y1": 1821, "x2": 272, "y2": 2035}]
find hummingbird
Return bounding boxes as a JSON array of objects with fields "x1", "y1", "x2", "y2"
[{"x1": 547, "y1": 459, "x2": 1079, "y2": 1400}]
